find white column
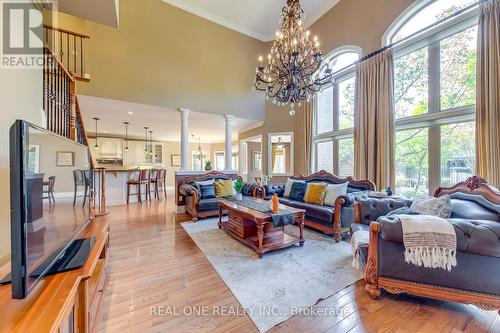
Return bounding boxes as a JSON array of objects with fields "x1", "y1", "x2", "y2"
[
  {"x1": 179, "y1": 108, "x2": 191, "y2": 171},
  {"x1": 224, "y1": 114, "x2": 234, "y2": 171}
]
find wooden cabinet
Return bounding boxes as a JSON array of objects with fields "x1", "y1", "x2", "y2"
[
  {"x1": 123, "y1": 141, "x2": 163, "y2": 165},
  {"x1": 97, "y1": 138, "x2": 123, "y2": 158},
  {"x1": 0, "y1": 219, "x2": 110, "y2": 333}
]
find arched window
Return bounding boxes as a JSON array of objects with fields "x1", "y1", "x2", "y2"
[
  {"x1": 314, "y1": 47, "x2": 360, "y2": 177},
  {"x1": 386, "y1": 0, "x2": 479, "y2": 44},
  {"x1": 387, "y1": 0, "x2": 479, "y2": 198}
]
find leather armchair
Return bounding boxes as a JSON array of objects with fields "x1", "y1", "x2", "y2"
[{"x1": 355, "y1": 176, "x2": 500, "y2": 313}]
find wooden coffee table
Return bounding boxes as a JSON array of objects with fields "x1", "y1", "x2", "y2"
[{"x1": 217, "y1": 198, "x2": 305, "y2": 258}]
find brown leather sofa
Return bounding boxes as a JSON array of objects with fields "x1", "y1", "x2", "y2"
[
  {"x1": 263, "y1": 170, "x2": 376, "y2": 241},
  {"x1": 179, "y1": 171, "x2": 259, "y2": 221},
  {"x1": 352, "y1": 176, "x2": 500, "y2": 312}
]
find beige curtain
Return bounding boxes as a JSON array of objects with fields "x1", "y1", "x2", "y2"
[
  {"x1": 354, "y1": 49, "x2": 395, "y2": 190},
  {"x1": 302, "y1": 101, "x2": 314, "y2": 175},
  {"x1": 476, "y1": 0, "x2": 500, "y2": 188}
]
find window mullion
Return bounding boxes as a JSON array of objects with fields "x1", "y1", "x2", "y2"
[
  {"x1": 428, "y1": 41, "x2": 441, "y2": 194},
  {"x1": 332, "y1": 84, "x2": 339, "y2": 174}
]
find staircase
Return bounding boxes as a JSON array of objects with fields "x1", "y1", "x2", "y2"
[{"x1": 43, "y1": 27, "x2": 108, "y2": 215}]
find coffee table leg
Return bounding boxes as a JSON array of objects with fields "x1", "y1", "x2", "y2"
[
  {"x1": 257, "y1": 222, "x2": 264, "y2": 259},
  {"x1": 218, "y1": 206, "x2": 223, "y2": 229},
  {"x1": 299, "y1": 216, "x2": 305, "y2": 247}
]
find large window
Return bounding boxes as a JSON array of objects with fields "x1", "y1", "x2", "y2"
[
  {"x1": 390, "y1": 0, "x2": 478, "y2": 198},
  {"x1": 191, "y1": 151, "x2": 207, "y2": 171},
  {"x1": 213, "y1": 151, "x2": 225, "y2": 170},
  {"x1": 314, "y1": 50, "x2": 360, "y2": 178}
]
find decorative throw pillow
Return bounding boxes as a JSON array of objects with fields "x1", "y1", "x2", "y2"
[
  {"x1": 323, "y1": 182, "x2": 348, "y2": 207},
  {"x1": 410, "y1": 195, "x2": 452, "y2": 218},
  {"x1": 214, "y1": 179, "x2": 236, "y2": 197},
  {"x1": 304, "y1": 183, "x2": 328, "y2": 205},
  {"x1": 198, "y1": 184, "x2": 216, "y2": 199},
  {"x1": 284, "y1": 178, "x2": 305, "y2": 197},
  {"x1": 288, "y1": 181, "x2": 307, "y2": 202}
]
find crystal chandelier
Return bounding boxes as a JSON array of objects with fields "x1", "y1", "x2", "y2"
[{"x1": 254, "y1": 0, "x2": 333, "y2": 115}]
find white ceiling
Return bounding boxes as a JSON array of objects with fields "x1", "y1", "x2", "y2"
[
  {"x1": 162, "y1": 0, "x2": 342, "y2": 41},
  {"x1": 56, "y1": 0, "x2": 119, "y2": 28},
  {"x1": 78, "y1": 95, "x2": 263, "y2": 143}
]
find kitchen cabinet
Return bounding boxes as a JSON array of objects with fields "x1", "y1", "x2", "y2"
[
  {"x1": 97, "y1": 138, "x2": 123, "y2": 158},
  {"x1": 121, "y1": 141, "x2": 163, "y2": 165}
]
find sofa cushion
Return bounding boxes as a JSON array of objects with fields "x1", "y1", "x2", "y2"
[
  {"x1": 288, "y1": 182, "x2": 307, "y2": 201},
  {"x1": 199, "y1": 184, "x2": 216, "y2": 199},
  {"x1": 304, "y1": 183, "x2": 328, "y2": 205},
  {"x1": 377, "y1": 237, "x2": 500, "y2": 296},
  {"x1": 350, "y1": 223, "x2": 369, "y2": 233},
  {"x1": 324, "y1": 183, "x2": 348, "y2": 207},
  {"x1": 214, "y1": 179, "x2": 235, "y2": 197},
  {"x1": 410, "y1": 195, "x2": 452, "y2": 218},
  {"x1": 284, "y1": 178, "x2": 305, "y2": 197},
  {"x1": 450, "y1": 198, "x2": 500, "y2": 221},
  {"x1": 285, "y1": 200, "x2": 334, "y2": 224},
  {"x1": 197, "y1": 198, "x2": 219, "y2": 211},
  {"x1": 378, "y1": 215, "x2": 500, "y2": 257}
]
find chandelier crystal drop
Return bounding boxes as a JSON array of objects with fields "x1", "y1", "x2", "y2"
[{"x1": 254, "y1": 0, "x2": 333, "y2": 115}]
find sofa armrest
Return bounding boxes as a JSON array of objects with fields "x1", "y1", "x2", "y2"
[
  {"x1": 179, "y1": 184, "x2": 198, "y2": 197},
  {"x1": 355, "y1": 198, "x2": 412, "y2": 225},
  {"x1": 338, "y1": 190, "x2": 372, "y2": 207},
  {"x1": 263, "y1": 184, "x2": 285, "y2": 198},
  {"x1": 241, "y1": 183, "x2": 258, "y2": 197}
]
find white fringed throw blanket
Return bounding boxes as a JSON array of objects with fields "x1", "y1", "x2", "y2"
[
  {"x1": 396, "y1": 214, "x2": 457, "y2": 271},
  {"x1": 351, "y1": 230, "x2": 369, "y2": 270}
]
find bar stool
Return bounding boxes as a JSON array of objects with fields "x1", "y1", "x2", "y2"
[
  {"x1": 149, "y1": 168, "x2": 157, "y2": 199},
  {"x1": 150, "y1": 169, "x2": 167, "y2": 199},
  {"x1": 73, "y1": 169, "x2": 90, "y2": 207},
  {"x1": 127, "y1": 169, "x2": 151, "y2": 204}
]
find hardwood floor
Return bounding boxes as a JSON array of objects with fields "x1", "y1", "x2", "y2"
[{"x1": 96, "y1": 191, "x2": 498, "y2": 333}]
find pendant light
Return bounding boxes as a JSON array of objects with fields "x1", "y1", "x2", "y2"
[
  {"x1": 149, "y1": 130, "x2": 153, "y2": 155},
  {"x1": 123, "y1": 122, "x2": 130, "y2": 152},
  {"x1": 144, "y1": 127, "x2": 149, "y2": 153},
  {"x1": 93, "y1": 117, "x2": 100, "y2": 151}
]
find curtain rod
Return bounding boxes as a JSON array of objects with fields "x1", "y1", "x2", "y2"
[{"x1": 328, "y1": 0, "x2": 485, "y2": 76}]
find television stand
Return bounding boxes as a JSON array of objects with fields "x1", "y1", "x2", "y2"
[
  {"x1": 0, "y1": 237, "x2": 96, "y2": 285},
  {"x1": 0, "y1": 219, "x2": 110, "y2": 333}
]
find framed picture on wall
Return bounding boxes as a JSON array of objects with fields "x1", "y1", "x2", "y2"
[
  {"x1": 56, "y1": 151, "x2": 74, "y2": 166},
  {"x1": 27, "y1": 145, "x2": 40, "y2": 173},
  {"x1": 171, "y1": 154, "x2": 181, "y2": 166}
]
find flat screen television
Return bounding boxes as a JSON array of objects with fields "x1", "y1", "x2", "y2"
[{"x1": 2, "y1": 120, "x2": 94, "y2": 299}]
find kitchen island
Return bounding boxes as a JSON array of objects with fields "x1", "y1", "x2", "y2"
[{"x1": 97, "y1": 168, "x2": 142, "y2": 206}]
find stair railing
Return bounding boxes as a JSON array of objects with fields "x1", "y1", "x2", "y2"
[{"x1": 43, "y1": 25, "x2": 89, "y2": 81}]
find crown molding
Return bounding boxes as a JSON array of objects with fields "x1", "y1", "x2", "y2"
[{"x1": 163, "y1": 0, "x2": 343, "y2": 42}]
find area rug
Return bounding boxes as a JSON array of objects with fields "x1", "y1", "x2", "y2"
[{"x1": 181, "y1": 217, "x2": 362, "y2": 332}]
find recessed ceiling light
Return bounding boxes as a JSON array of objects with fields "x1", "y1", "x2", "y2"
[{"x1": 128, "y1": 111, "x2": 133, "y2": 115}]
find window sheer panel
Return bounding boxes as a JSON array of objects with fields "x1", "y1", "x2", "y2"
[
  {"x1": 316, "y1": 86, "x2": 334, "y2": 134},
  {"x1": 316, "y1": 141, "x2": 334, "y2": 173}
]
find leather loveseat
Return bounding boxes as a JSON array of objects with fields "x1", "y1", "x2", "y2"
[
  {"x1": 352, "y1": 176, "x2": 500, "y2": 312},
  {"x1": 263, "y1": 170, "x2": 376, "y2": 241},
  {"x1": 179, "y1": 171, "x2": 259, "y2": 221}
]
